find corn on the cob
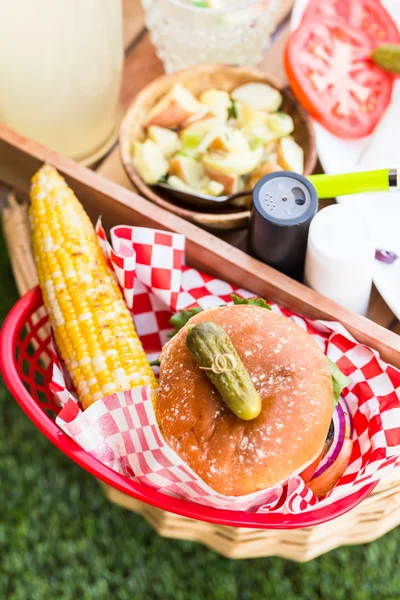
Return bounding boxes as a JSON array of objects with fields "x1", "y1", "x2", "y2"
[{"x1": 30, "y1": 165, "x2": 158, "y2": 409}]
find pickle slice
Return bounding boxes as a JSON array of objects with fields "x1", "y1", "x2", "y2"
[{"x1": 186, "y1": 321, "x2": 262, "y2": 421}]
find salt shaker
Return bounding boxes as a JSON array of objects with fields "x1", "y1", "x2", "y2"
[{"x1": 304, "y1": 205, "x2": 375, "y2": 315}]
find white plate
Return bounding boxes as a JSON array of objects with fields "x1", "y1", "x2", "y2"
[{"x1": 291, "y1": 0, "x2": 400, "y2": 319}]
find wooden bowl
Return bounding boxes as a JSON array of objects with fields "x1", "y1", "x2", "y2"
[{"x1": 120, "y1": 64, "x2": 317, "y2": 231}]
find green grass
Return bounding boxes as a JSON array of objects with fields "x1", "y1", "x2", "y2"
[{"x1": 0, "y1": 226, "x2": 399, "y2": 600}]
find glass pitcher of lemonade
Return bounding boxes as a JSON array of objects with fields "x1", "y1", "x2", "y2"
[{"x1": 0, "y1": 0, "x2": 123, "y2": 163}]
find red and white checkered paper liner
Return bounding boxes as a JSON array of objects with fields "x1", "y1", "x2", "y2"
[{"x1": 51, "y1": 222, "x2": 400, "y2": 514}]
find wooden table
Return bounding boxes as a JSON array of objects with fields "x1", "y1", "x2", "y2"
[{"x1": 96, "y1": 0, "x2": 399, "y2": 335}]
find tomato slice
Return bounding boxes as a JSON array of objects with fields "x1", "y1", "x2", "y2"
[
  {"x1": 285, "y1": 18, "x2": 394, "y2": 138},
  {"x1": 302, "y1": 0, "x2": 400, "y2": 45},
  {"x1": 308, "y1": 438, "x2": 353, "y2": 497},
  {"x1": 299, "y1": 452, "x2": 323, "y2": 484}
]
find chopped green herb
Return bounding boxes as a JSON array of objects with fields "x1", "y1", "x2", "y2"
[
  {"x1": 150, "y1": 359, "x2": 161, "y2": 367},
  {"x1": 228, "y1": 100, "x2": 238, "y2": 119},
  {"x1": 327, "y1": 358, "x2": 350, "y2": 408},
  {"x1": 168, "y1": 307, "x2": 204, "y2": 337},
  {"x1": 231, "y1": 294, "x2": 271, "y2": 310}
]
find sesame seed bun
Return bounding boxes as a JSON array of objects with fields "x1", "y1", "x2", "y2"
[{"x1": 156, "y1": 305, "x2": 333, "y2": 496}]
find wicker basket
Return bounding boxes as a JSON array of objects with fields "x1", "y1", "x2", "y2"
[
  {"x1": 2, "y1": 191, "x2": 400, "y2": 562},
  {"x1": 101, "y1": 475, "x2": 400, "y2": 561}
]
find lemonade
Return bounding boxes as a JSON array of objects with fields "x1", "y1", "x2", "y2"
[
  {"x1": 142, "y1": 0, "x2": 280, "y2": 73},
  {"x1": 0, "y1": 0, "x2": 123, "y2": 162}
]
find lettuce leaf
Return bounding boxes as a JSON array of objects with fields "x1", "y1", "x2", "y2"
[
  {"x1": 327, "y1": 358, "x2": 350, "y2": 407},
  {"x1": 231, "y1": 294, "x2": 271, "y2": 310},
  {"x1": 168, "y1": 307, "x2": 204, "y2": 338}
]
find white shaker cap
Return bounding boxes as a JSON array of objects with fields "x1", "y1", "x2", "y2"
[{"x1": 304, "y1": 204, "x2": 375, "y2": 315}]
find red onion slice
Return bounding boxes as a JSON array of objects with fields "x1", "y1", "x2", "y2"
[
  {"x1": 341, "y1": 396, "x2": 353, "y2": 437},
  {"x1": 375, "y1": 249, "x2": 398, "y2": 264},
  {"x1": 311, "y1": 398, "x2": 350, "y2": 480}
]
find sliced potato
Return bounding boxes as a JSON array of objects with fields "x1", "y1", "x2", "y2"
[
  {"x1": 248, "y1": 161, "x2": 283, "y2": 189},
  {"x1": 208, "y1": 131, "x2": 230, "y2": 153},
  {"x1": 168, "y1": 174, "x2": 224, "y2": 197},
  {"x1": 180, "y1": 126, "x2": 223, "y2": 157},
  {"x1": 268, "y1": 113, "x2": 294, "y2": 137},
  {"x1": 145, "y1": 84, "x2": 204, "y2": 129},
  {"x1": 181, "y1": 114, "x2": 220, "y2": 134},
  {"x1": 182, "y1": 110, "x2": 216, "y2": 128},
  {"x1": 204, "y1": 168, "x2": 240, "y2": 194},
  {"x1": 277, "y1": 137, "x2": 304, "y2": 174},
  {"x1": 226, "y1": 130, "x2": 250, "y2": 153},
  {"x1": 199, "y1": 89, "x2": 231, "y2": 121},
  {"x1": 169, "y1": 155, "x2": 205, "y2": 188},
  {"x1": 167, "y1": 175, "x2": 196, "y2": 193},
  {"x1": 203, "y1": 144, "x2": 263, "y2": 176},
  {"x1": 132, "y1": 140, "x2": 168, "y2": 184},
  {"x1": 147, "y1": 126, "x2": 181, "y2": 158},
  {"x1": 196, "y1": 126, "x2": 226, "y2": 154},
  {"x1": 202, "y1": 180, "x2": 225, "y2": 196},
  {"x1": 181, "y1": 123, "x2": 244, "y2": 156},
  {"x1": 209, "y1": 128, "x2": 249, "y2": 153},
  {"x1": 180, "y1": 117, "x2": 220, "y2": 156},
  {"x1": 244, "y1": 123, "x2": 279, "y2": 145},
  {"x1": 262, "y1": 142, "x2": 279, "y2": 163},
  {"x1": 180, "y1": 130, "x2": 204, "y2": 156},
  {"x1": 236, "y1": 102, "x2": 268, "y2": 128},
  {"x1": 232, "y1": 83, "x2": 282, "y2": 112}
]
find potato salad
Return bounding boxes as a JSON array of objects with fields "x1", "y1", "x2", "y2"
[{"x1": 132, "y1": 82, "x2": 304, "y2": 197}]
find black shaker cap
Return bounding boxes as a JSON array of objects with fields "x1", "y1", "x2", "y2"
[{"x1": 252, "y1": 171, "x2": 318, "y2": 227}]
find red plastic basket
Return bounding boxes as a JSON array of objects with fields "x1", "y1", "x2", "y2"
[{"x1": 0, "y1": 286, "x2": 377, "y2": 529}]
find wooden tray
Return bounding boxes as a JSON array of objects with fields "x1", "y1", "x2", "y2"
[
  {"x1": 1, "y1": 123, "x2": 399, "y2": 367},
  {"x1": 1, "y1": 123, "x2": 400, "y2": 560}
]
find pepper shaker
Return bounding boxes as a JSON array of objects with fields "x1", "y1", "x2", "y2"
[{"x1": 248, "y1": 172, "x2": 319, "y2": 281}]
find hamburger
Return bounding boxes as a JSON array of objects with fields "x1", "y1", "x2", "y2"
[{"x1": 156, "y1": 303, "x2": 352, "y2": 497}]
